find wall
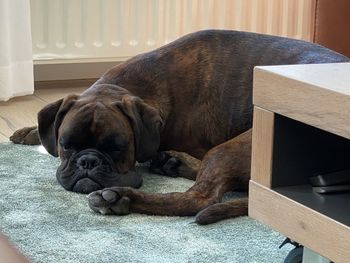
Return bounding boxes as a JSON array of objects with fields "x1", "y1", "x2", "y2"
[{"x1": 31, "y1": 0, "x2": 316, "y2": 81}]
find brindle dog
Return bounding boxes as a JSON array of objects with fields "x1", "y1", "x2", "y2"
[{"x1": 11, "y1": 30, "x2": 349, "y2": 224}]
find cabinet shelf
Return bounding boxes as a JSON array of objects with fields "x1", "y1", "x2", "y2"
[{"x1": 275, "y1": 185, "x2": 350, "y2": 227}]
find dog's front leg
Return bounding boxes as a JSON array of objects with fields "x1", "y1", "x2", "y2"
[
  {"x1": 150, "y1": 150, "x2": 201, "y2": 180},
  {"x1": 88, "y1": 186, "x2": 216, "y2": 217}
]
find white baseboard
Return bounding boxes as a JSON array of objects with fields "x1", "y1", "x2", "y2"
[{"x1": 33, "y1": 61, "x2": 123, "y2": 82}]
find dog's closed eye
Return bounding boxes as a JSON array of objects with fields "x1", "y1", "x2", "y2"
[
  {"x1": 99, "y1": 136, "x2": 127, "y2": 153},
  {"x1": 59, "y1": 138, "x2": 73, "y2": 152}
]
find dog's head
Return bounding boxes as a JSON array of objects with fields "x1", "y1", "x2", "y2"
[{"x1": 38, "y1": 86, "x2": 163, "y2": 194}]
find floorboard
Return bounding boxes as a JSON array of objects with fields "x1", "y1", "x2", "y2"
[
  {"x1": 0, "y1": 87, "x2": 86, "y2": 141},
  {"x1": 34, "y1": 87, "x2": 86, "y2": 103}
]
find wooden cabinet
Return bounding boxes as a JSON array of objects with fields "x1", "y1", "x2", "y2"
[{"x1": 249, "y1": 63, "x2": 350, "y2": 263}]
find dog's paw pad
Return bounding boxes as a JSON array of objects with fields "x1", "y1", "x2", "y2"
[
  {"x1": 88, "y1": 188, "x2": 130, "y2": 216},
  {"x1": 102, "y1": 189, "x2": 119, "y2": 203},
  {"x1": 110, "y1": 196, "x2": 130, "y2": 215}
]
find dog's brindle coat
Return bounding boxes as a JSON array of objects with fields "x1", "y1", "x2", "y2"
[{"x1": 13, "y1": 30, "x2": 349, "y2": 224}]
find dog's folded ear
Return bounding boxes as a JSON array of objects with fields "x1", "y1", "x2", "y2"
[
  {"x1": 114, "y1": 95, "x2": 164, "y2": 162},
  {"x1": 37, "y1": 94, "x2": 78, "y2": 157}
]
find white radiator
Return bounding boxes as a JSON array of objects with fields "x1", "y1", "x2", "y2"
[{"x1": 31, "y1": 0, "x2": 316, "y2": 64}]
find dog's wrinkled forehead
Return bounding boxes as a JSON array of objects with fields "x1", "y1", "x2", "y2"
[{"x1": 59, "y1": 101, "x2": 132, "y2": 149}]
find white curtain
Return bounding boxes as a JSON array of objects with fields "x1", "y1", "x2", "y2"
[{"x1": 0, "y1": 0, "x2": 33, "y2": 101}]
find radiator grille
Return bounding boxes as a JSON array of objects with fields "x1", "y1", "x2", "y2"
[{"x1": 31, "y1": 0, "x2": 315, "y2": 62}]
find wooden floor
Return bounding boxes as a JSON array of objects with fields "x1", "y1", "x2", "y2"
[{"x1": 0, "y1": 87, "x2": 86, "y2": 143}]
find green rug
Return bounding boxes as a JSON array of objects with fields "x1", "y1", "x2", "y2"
[{"x1": 0, "y1": 143, "x2": 292, "y2": 263}]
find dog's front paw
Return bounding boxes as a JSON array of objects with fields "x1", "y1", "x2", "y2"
[
  {"x1": 150, "y1": 151, "x2": 181, "y2": 177},
  {"x1": 10, "y1": 126, "x2": 40, "y2": 145},
  {"x1": 87, "y1": 187, "x2": 131, "y2": 215},
  {"x1": 150, "y1": 151, "x2": 200, "y2": 180}
]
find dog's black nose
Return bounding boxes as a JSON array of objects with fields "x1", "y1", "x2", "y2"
[{"x1": 77, "y1": 154, "x2": 101, "y2": 170}]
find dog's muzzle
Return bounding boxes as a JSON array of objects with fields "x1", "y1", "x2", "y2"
[
  {"x1": 56, "y1": 149, "x2": 114, "y2": 194},
  {"x1": 56, "y1": 149, "x2": 142, "y2": 194},
  {"x1": 72, "y1": 152, "x2": 105, "y2": 193}
]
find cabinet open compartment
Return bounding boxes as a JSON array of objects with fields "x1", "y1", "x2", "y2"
[{"x1": 271, "y1": 114, "x2": 350, "y2": 226}]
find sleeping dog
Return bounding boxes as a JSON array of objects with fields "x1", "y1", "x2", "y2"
[{"x1": 11, "y1": 30, "x2": 349, "y2": 224}]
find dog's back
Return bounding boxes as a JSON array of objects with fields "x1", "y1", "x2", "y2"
[{"x1": 96, "y1": 30, "x2": 349, "y2": 154}]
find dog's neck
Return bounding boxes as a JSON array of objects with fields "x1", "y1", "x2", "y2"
[{"x1": 89, "y1": 61, "x2": 171, "y2": 124}]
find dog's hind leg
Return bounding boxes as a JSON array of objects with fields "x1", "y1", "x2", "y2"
[
  {"x1": 88, "y1": 129, "x2": 251, "y2": 223},
  {"x1": 10, "y1": 126, "x2": 40, "y2": 145},
  {"x1": 189, "y1": 129, "x2": 251, "y2": 223},
  {"x1": 194, "y1": 198, "x2": 248, "y2": 225}
]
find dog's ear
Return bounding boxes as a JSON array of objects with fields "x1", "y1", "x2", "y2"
[
  {"x1": 37, "y1": 94, "x2": 78, "y2": 157},
  {"x1": 115, "y1": 95, "x2": 163, "y2": 162}
]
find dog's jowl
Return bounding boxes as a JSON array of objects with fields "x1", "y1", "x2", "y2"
[{"x1": 11, "y1": 30, "x2": 349, "y2": 224}]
